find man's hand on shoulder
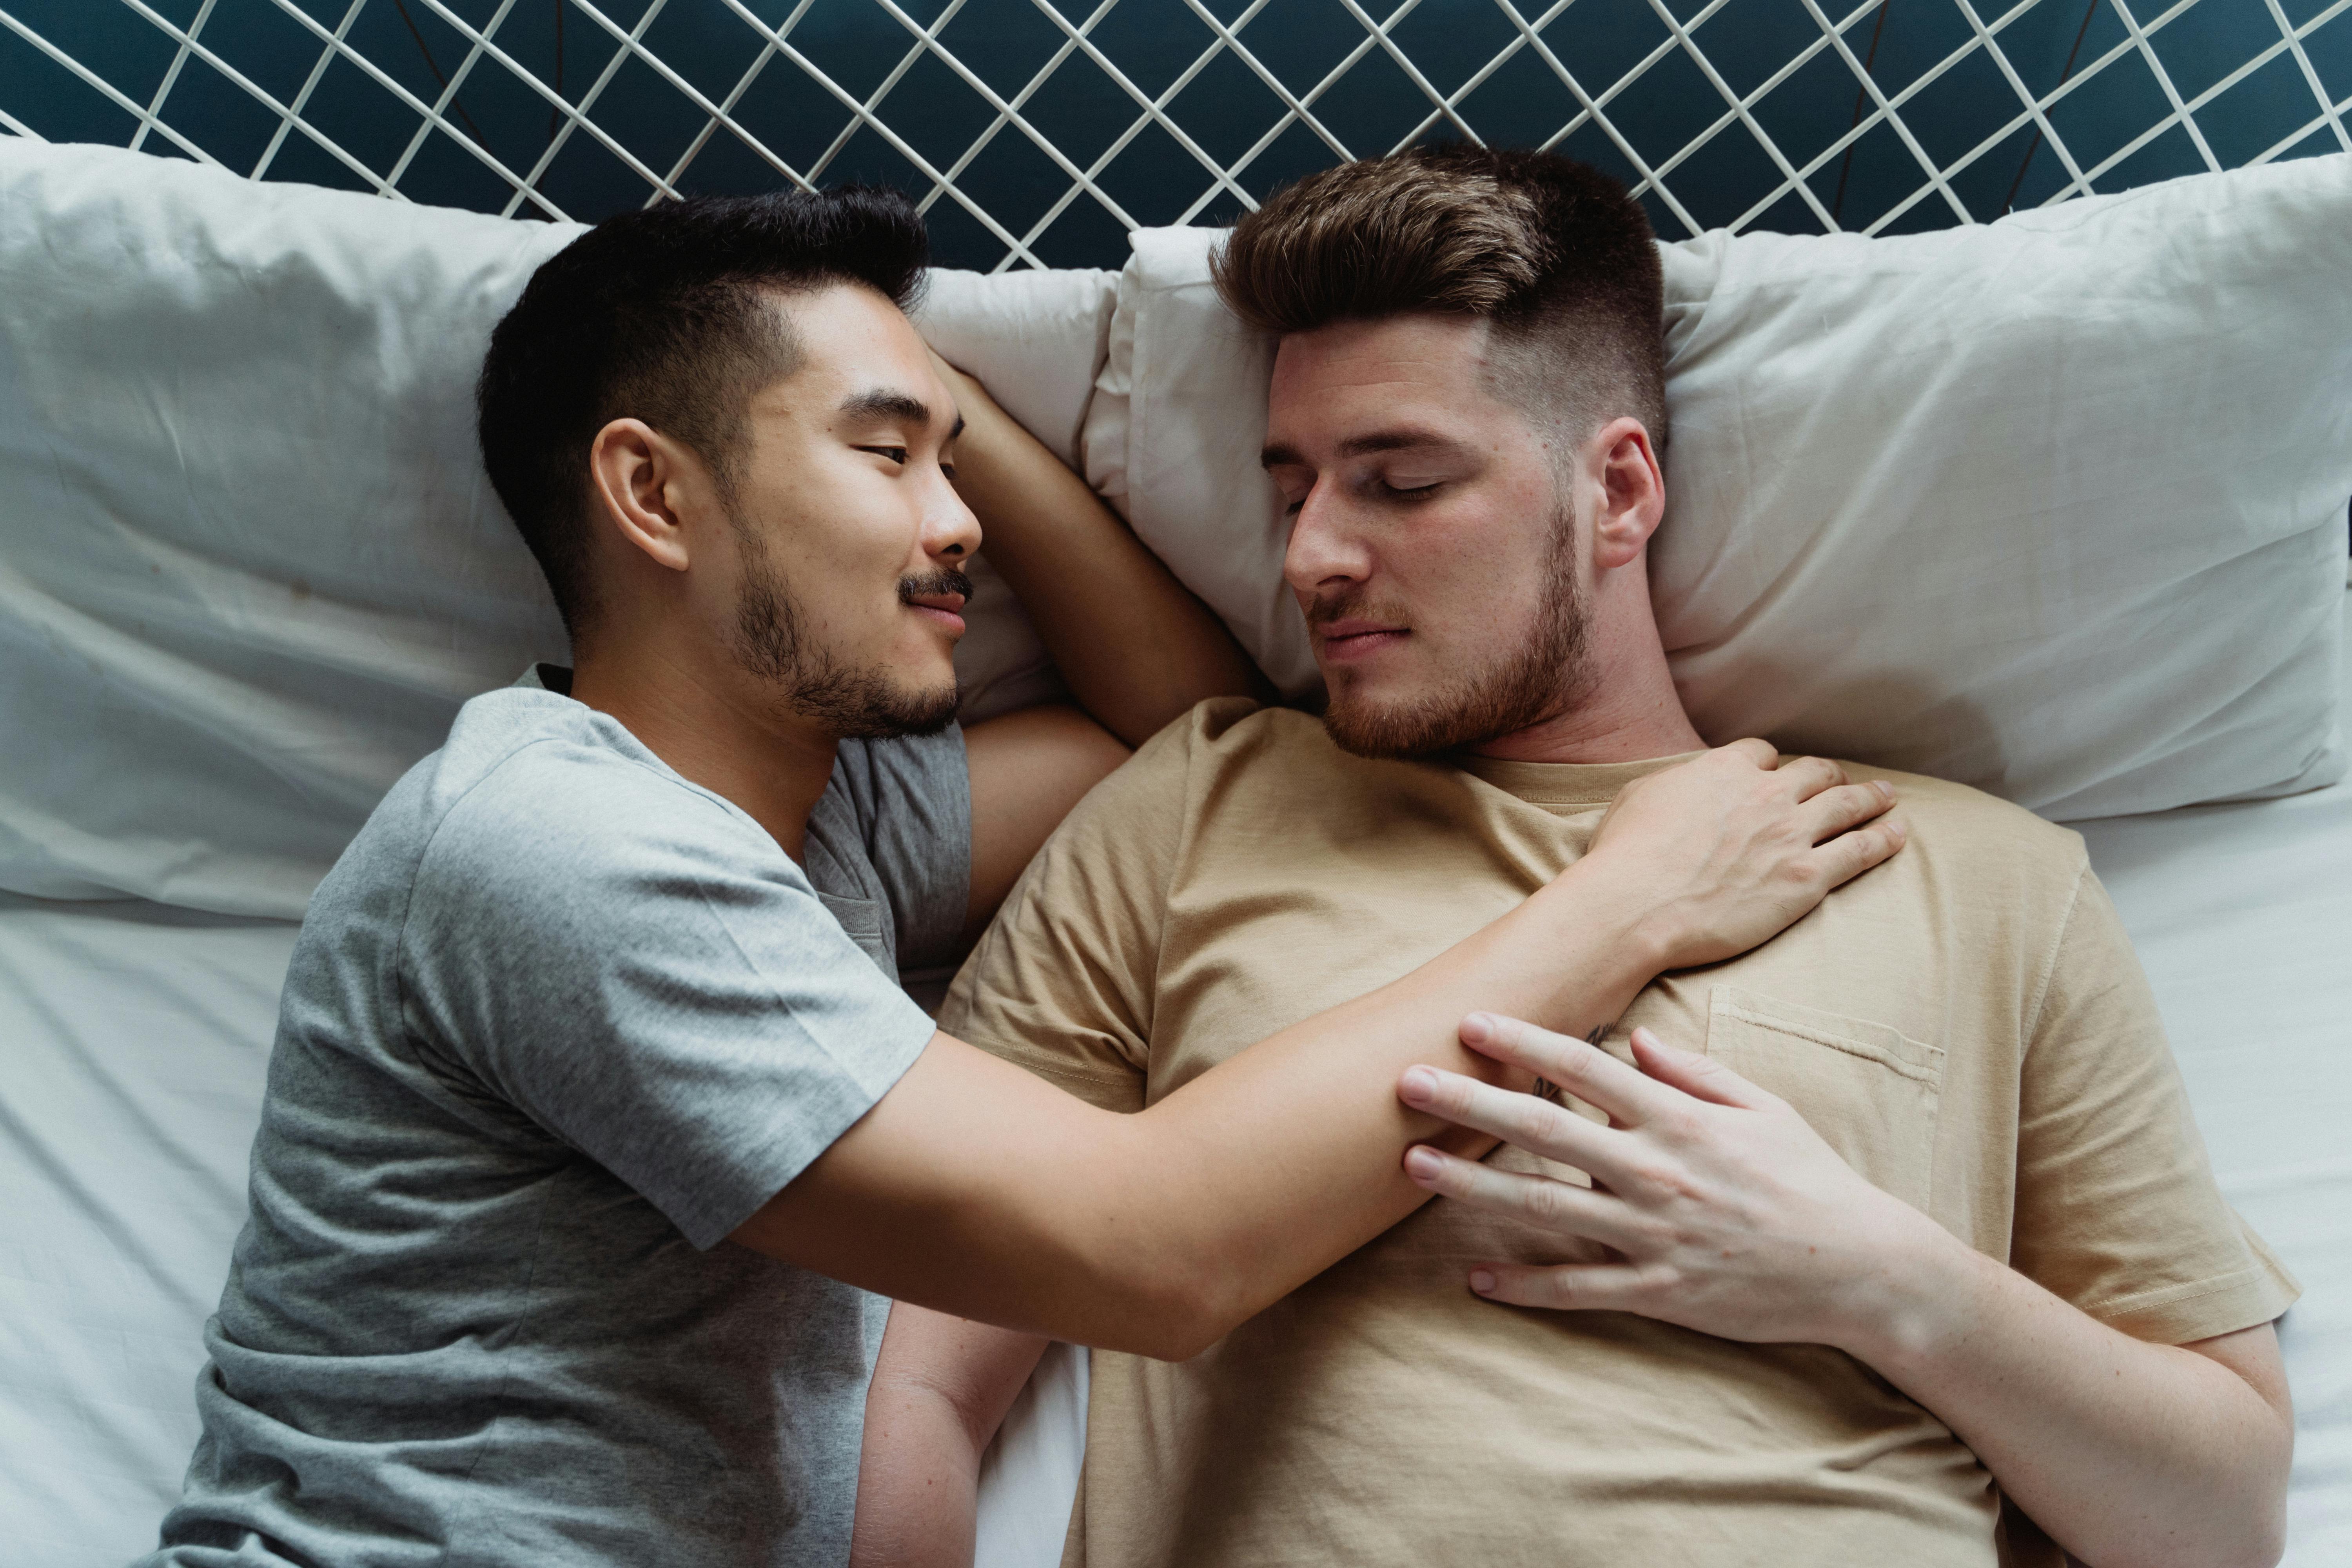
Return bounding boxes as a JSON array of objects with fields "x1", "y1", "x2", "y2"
[{"x1": 1581, "y1": 740, "x2": 1906, "y2": 971}]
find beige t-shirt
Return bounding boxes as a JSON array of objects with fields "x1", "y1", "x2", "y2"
[{"x1": 942, "y1": 699, "x2": 2297, "y2": 1568}]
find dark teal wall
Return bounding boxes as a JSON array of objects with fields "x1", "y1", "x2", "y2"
[{"x1": 5, "y1": 0, "x2": 2347, "y2": 269}]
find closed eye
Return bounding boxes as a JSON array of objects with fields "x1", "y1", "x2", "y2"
[{"x1": 857, "y1": 445, "x2": 910, "y2": 465}]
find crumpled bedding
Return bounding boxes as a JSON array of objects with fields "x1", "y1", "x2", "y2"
[{"x1": 4, "y1": 598, "x2": 2344, "y2": 1567}]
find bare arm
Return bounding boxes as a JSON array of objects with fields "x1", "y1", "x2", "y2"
[
  {"x1": 1860, "y1": 1250, "x2": 2289, "y2": 1568},
  {"x1": 738, "y1": 871, "x2": 1650, "y2": 1359},
  {"x1": 849, "y1": 1303, "x2": 1049, "y2": 1568},
  {"x1": 730, "y1": 744, "x2": 1903, "y2": 1358},
  {"x1": 960, "y1": 703, "x2": 1130, "y2": 941},
  {"x1": 1399, "y1": 1020, "x2": 2292, "y2": 1568},
  {"x1": 938, "y1": 356, "x2": 1272, "y2": 936},
  {"x1": 935, "y1": 353, "x2": 1270, "y2": 747}
]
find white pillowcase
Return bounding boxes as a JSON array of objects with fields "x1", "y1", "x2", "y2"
[
  {"x1": 0, "y1": 141, "x2": 1109, "y2": 918},
  {"x1": 1085, "y1": 158, "x2": 2352, "y2": 820},
  {"x1": 913, "y1": 265, "x2": 1116, "y2": 724}
]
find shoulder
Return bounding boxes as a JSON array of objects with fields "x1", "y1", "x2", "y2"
[
  {"x1": 451, "y1": 698, "x2": 749, "y2": 842},
  {"x1": 1852, "y1": 764, "x2": 2084, "y2": 847},
  {"x1": 979, "y1": 700, "x2": 1297, "y2": 902},
  {"x1": 1181, "y1": 695, "x2": 1327, "y2": 754},
  {"x1": 408, "y1": 692, "x2": 800, "y2": 929},
  {"x1": 1158, "y1": 695, "x2": 1389, "y2": 783},
  {"x1": 1062, "y1": 697, "x2": 1359, "y2": 824},
  {"x1": 1841, "y1": 761, "x2": 2090, "y2": 902}
]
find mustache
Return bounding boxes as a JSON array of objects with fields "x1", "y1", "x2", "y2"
[
  {"x1": 899, "y1": 567, "x2": 976, "y2": 604},
  {"x1": 1303, "y1": 588, "x2": 1406, "y2": 630}
]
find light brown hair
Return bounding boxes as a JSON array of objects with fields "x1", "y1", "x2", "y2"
[{"x1": 1212, "y1": 145, "x2": 1667, "y2": 446}]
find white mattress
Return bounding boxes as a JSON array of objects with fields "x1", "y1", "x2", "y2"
[{"x1": 4, "y1": 600, "x2": 2346, "y2": 1566}]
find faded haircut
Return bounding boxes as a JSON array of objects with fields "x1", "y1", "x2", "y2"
[
  {"x1": 1211, "y1": 144, "x2": 1666, "y2": 450},
  {"x1": 477, "y1": 188, "x2": 928, "y2": 643}
]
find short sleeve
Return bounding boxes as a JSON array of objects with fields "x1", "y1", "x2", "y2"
[
  {"x1": 399, "y1": 742, "x2": 938, "y2": 1249},
  {"x1": 824, "y1": 727, "x2": 973, "y2": 975},
  {"x1": 938, "y1": 703, "x2": 1229, "y2": 1114},
  {"x1": 2009, "y1": 866, "x2": 2300, "y2": 1343}
]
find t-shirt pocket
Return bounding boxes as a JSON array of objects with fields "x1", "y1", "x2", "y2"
[{"x1": 1704, "y1": 986, "x2": 1944, "y2": 1213}]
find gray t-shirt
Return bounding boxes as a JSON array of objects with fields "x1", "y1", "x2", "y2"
[{"x1": 148, "y1": 667, "x2": 969, "y2": 1568}]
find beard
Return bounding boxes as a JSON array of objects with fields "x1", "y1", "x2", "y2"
[
  {"x1": 731, "y1": 525, "x2": 965, "y2": 740},
  {"x1": 1316, "y1": 500, "x2": 1593, "y2": 761}
]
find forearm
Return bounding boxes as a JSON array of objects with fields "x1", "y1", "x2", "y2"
[
  {"x1": 1853, "y1": 1231, "x2": 2291, "y2": 1568},
  {"x1": 851, "y1": 1302, "x2": 1049, "y2": 1568},
  {"x1": 750, "y1": 857, "x2": 1665, "y2": 1356},
  {"x1": 1116, "y1": 857, "x2": 1665, "y2": 1341},
  {"x1": 946, "y1": 377, "x2": 1267, "y2": 743},
  {"x1": 747, "y1": 747, "x2": 1903, "y2": 1352},
  {"x1": 849, "y1": 1383, "x2": 982, "y2": 1568}
]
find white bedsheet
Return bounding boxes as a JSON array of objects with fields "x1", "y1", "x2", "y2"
[
  {"x1": 3, "y1": 600, "x2": 2345, "y2": 1566},
  {"x1": 2075, "y1": 766, "x2": 2352, "y2": 1562}
]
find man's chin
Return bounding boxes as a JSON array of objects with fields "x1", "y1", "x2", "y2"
[
  {"x1": 854, "y1": 679, "x2": 962, "y2": 740},
  {"x1": 1320, "y1": 691, "x2": 1488, "y2": 761},
  {"x1": 788, "y1": 672, "x2": 962, "y2": 740}
]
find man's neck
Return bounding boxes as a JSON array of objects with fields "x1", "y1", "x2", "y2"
[
  {"x1": 568, "y1": 641, "x2": 838, "y2": 863},
  {"x1": 1471, "y1": 691, "x2": 1706, "y2": 766},
  {"x1": 1470, "y1": 586, "x2": 1709, "y2": 766}
]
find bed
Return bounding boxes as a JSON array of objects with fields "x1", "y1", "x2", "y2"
[
  {"x1": 4, "y1": 4, "x2": 2350, "y2": 1564},
  {"x1": 5, "y1": 602, "x2": 2346, "y2": 1567}
]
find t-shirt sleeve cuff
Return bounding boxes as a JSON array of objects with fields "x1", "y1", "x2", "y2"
[
  {"x1": 2089, "y1": 1250, "x2": 2303, "y2": 1345},
  {"x1": 678, "y1": 1007, "x2": 939, "y2": 1250}
]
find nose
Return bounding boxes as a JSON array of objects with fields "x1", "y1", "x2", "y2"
[
  {"x1": 922, "y1": 468, "x2": 983, "y2": 564},
  {"x1": 1281, "y1": 479, "x2": 1372, "y2": 597}
]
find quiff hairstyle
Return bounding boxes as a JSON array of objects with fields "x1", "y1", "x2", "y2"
[{"x1": 1212, "y1": 144, "x2": 1666, "y2": 447}]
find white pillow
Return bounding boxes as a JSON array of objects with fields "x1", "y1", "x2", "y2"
[
  {"x1": 0, "y1": 141, "x2": 1108, "y2": 918},
  {"x1": 1085, "y1": 158, "x2": 2352, "y2": 820},
  {"x1": 912, "y1": 265, "x2": 1117, "y2": 725},
  {"x1": 1083, "y1": 227, "x2": 1323, "y2": 697}
]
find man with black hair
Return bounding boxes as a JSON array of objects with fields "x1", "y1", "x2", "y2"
[{"x1": 146, "y1": 187, "x2": 1904, "y2": 1568}]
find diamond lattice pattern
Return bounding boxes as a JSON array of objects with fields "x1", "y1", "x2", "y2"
[{"x1": 2, "y1": 0, "x2": 2348, "y2": 270}]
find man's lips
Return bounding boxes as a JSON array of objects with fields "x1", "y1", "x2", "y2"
[
  {"x1": 1314, "y1": 618, "x2": 1409, "y2": 662},
  {"x1": 906, "y1": 592, "x2": 967, "y2": 635}
]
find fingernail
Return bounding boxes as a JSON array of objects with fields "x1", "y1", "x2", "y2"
[
  {"x1": 1469, "y1": 1269, "x2": 1497, "y2": 1295},
  {"x1": 1873, "y1": 779, "x2": 1893, "y2": 801},
  {"x1": 1459, "y1": 1013, "x2": 1493, "y2": 1044},
  {"x1": 1889, "y1": 819, "x2": 1907, "y2": 842},
  {"x1": 1400, "y1": 1066, "x2": 1438, "y2": 1104},
  {"x1": 1405, "y1": 1146, "x2": 1444, "y2": 1182},
  {"x1": 1630, "y1": 1026, "x2": 1658, "y2": 1049}
]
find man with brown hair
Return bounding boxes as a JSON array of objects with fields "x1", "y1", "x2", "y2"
[{"x1": 853, "y1": 148, "x2": 2296, "y2": 1568}]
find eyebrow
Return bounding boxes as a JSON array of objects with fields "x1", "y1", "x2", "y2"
[
  {"x1": 1260, "y1": 426, "x2": 1468, "y2": 469},
  {"x1": 839, "y1": 388, "x2": 965, "y2": 440}
]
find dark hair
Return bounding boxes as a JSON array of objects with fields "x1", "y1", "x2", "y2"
[
  {"x1": 477, "y1": 189, "x2": 928, "y2": 642},
  {"x1": 1212, "y1": 145, "x2": 1665, "y2": 446}
]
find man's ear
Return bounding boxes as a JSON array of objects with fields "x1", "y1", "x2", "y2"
[
  {"x1": 1588, "y1": 416, "x2": 1665, "y2": 571},
  {"x1": 588, "y1": 417, "x2": 711, "y2": 573}
]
